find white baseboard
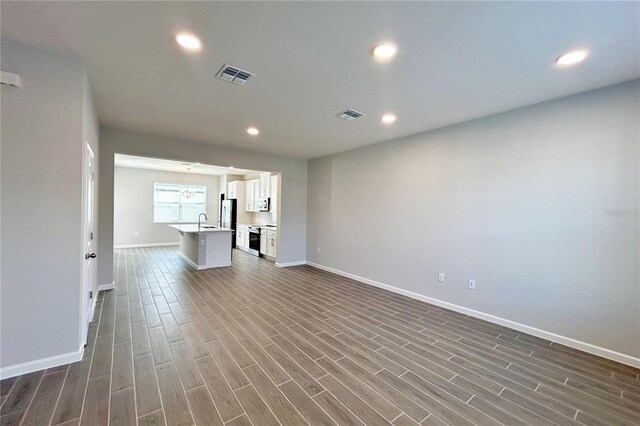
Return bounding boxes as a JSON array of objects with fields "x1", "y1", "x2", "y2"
[
  {"x1": 98, "y1": 282, "x2": 115, "y2": 291},
  {"x1": 306, "y1": 261, "x2": 640, "y2": 369},
  {"x1": 114, "y1": 242, "x2": 178, "y2": 248},
  {"x1": 176, "y1": 251, "x2": 209, "y2": 270},
  {"x1": 275, "y1": 260, "x2": 307, "y2": 268},
  {"x1": 0, "y1": 347, "x2": 84, "y2": 379}
]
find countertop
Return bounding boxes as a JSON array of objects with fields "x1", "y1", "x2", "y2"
[
  {"x1": 238, "y1": 223, "x2": 277, "y2": 229},
  {"x1": 170, "y1": 224, "x2": 233, "y2": 234}
]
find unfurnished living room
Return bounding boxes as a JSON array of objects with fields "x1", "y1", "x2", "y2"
[{"x1": 1, "y1": 1, "x2": 639, "y2": 425}]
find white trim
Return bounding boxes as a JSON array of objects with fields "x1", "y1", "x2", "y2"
[
  {"x1": 89, "y1": 296, "x2": 97, "y2": 323},
  {"x1": 305, "y1": 261, "x2": 640, "y2": 369},
  {"x1": 177, "y1": 251, "x2": 207, "y2": 270},
  {"x1": 98, "y1": 282, "x2": 115, "y2": 291},
  {"x1": 0, "y1": 347, "x2": 84, "y2": 379},
  {"x1": 114, "y1": 242, "x2": 178, "y2": 249},
  {"x1": 275, "y1": 260, "x2": 307, "y2": 268}
]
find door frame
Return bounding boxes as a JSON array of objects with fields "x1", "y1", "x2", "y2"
[{"x1": 80, "y1": 142, "x2": 97, "y2": 347}]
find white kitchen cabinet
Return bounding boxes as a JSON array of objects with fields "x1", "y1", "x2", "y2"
[
  {"x1": 259, "y1": 172, "x2": 271, "y2": 198},
  {"x1": 244, "y1": 179, "x2": 259, "y2": 212},
  {"x1": 227, "y1": 181, "x2": 238, "y2": 199},
  {"x1": 269, "y1": 174, "x2": 278, "y2": 214},
  {"x1": 266, "y1": 229, "x2": 277, "y2": 258},
  {"x1": 236, "y1": 225, "x2": 245, "y2": 249},
  {"x1": 227, "y1": 180, "x2": 244, "y2": 201},
  {"x1": 237, "y1": 224, "x2": 250, "y2": 250},
  {"x1": 260, "y1": 231, "x2": 267, "y2": 255}
]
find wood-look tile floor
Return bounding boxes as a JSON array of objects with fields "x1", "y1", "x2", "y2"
[{"x1": 2, "y1": 247, "x2": 639, "y2": 426}]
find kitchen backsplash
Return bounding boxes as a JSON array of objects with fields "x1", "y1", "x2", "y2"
[{"x1": 247, "y1": 211, "x2": 277, "y2": 226}]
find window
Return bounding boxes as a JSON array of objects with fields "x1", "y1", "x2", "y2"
[{"x1": 154, "y1": 183, "x2": 206, "y2": 223}]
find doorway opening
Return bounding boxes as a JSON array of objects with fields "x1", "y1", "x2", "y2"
[{"x1": 112, "y1": 154, "x2": 281, "y2": 268}]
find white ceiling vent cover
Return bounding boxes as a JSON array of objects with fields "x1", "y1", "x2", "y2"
[
  {"x1": 216, "y1": 64, "x2": 254, "y2": 86},
  {"x1": 336, "y1": 109, "x2": 364, "y2": 121},
  {"x1": 1, "y1": 71, "x2": 21, "y2": 88}
]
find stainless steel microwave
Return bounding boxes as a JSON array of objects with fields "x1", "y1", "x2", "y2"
[{"x1": 257, "y1": 197, "x2": 270, "y2": 212}]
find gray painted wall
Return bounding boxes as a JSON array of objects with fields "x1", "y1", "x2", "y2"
[
  {"x1": 114, "y1": 167, "x2": 220, "y2": 246},
  {"x1": 307, "y1": 80, "x2": 640, "y2": 358},
  {"x1": 1, "y1": 39, "x2": 98, "y2": 370},
  {"x1": 98, "y1": 127, "x2": 307, "y2": 286}
]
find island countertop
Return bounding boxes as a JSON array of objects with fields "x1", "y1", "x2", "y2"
[{"x1": 170, "y1": 224, "x2": 233, "y2": 234}]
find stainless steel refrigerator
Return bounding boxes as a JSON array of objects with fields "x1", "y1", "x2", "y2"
[{"x1": 221, "y1": 199, "x2": 238, "y2": 248}]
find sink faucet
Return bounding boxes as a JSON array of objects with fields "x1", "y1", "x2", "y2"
[{"x1": 198, "y1": 213, "x2": 207, "y2": 228}]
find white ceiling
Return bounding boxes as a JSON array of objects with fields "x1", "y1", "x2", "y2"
[
  {"x1": 114, "y1": 154, "x2": 255, "y2": 176},
  {"x1": 2, "y1": 2, "x2": 638, "y2": 159}
]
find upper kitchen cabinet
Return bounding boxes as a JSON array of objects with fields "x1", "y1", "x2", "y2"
[
  {"x1": 227, "y1": 180, "x2": 244, "y2": 200},
  {"x1": 259, "y1": 172, "x2": 271, "y2": 198},
  {"x1": 270, "y1": 174, "x2": 278, "y2": 214},
  {"x1": 245, "y1": 179, "x2": 259, "y2": 212}
]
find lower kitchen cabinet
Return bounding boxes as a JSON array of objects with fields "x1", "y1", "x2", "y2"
[
  {"x1": 260, "y1": 229, "x2": 277, "y2": 258},
  {"x1": 236, "y1": 225, "x2": 248, "y2": 249},
  {"x1": 266, "y1": 230, "x2": 277, "y2": 258}
]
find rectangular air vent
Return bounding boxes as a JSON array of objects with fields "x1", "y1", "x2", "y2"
[
  {"x1": 1, "y1": 71, "x2": 21, "y2": 88},
  {"x1": 336, "y1": 109, "x2": 364, "y2": 121},
  {"x1": 216, "y1": 64, "x2": 254, "y2": 86}
]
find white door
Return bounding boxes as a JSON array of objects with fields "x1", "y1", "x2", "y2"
[{"x1": 82, "y1": 143, "x2": 96, "y2": 345}]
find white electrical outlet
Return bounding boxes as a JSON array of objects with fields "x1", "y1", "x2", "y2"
[
  {"x1": 468, "y1": 279, "x2": 476, "y2": 290},
  {"x1": 317, "y1": 247, "x2": 321, "y2": 253},
  {"x1": 438, "y1": 273, "x2": 445, "y2": 282},
  {"x1": 134, "y1": 231, "x2": 139, "y2": 237}
]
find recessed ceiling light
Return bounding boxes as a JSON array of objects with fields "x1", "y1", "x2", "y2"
[
  {"x1": 247, "y1": 127, "x2": 259, "y2": 136},
  {"x1": 373, "y1": 43, "x2": 397, "y2": 60},
  {"x1": 229, "y1": 166, "x2": 235, "y2": 169},
  {"x1": 175, "y1": 32, "x2": 202, "y2": 52},
  {"x1": 381, "y1": 113, "x2": 397, "y2": 124},
  {"x1": 555, "y1": 49, "x2": 588, "y2": 66},
  {"x1": 194, "y1": 162, "x2": 201, "y2": 165}
]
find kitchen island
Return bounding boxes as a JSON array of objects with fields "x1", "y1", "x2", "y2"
[{"x1": 170, "y1": 224, "x2": 233, "y2": 269}]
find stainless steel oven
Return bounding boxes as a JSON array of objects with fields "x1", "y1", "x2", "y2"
[{"x1": 247, "y1": 226, "x2": 261, "y2": 256}]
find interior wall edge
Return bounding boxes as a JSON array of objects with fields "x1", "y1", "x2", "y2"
[{"x1": 306, "y1": 261, "x2": 640, "y2": 368}]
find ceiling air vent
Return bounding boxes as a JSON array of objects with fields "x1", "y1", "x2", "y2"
[
  {"x1": 336, "y1": 109, "x2": 364, "y2": 121},
  {"x1": 216, "y1": 64, "x2": 254, "y2": 86}
]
